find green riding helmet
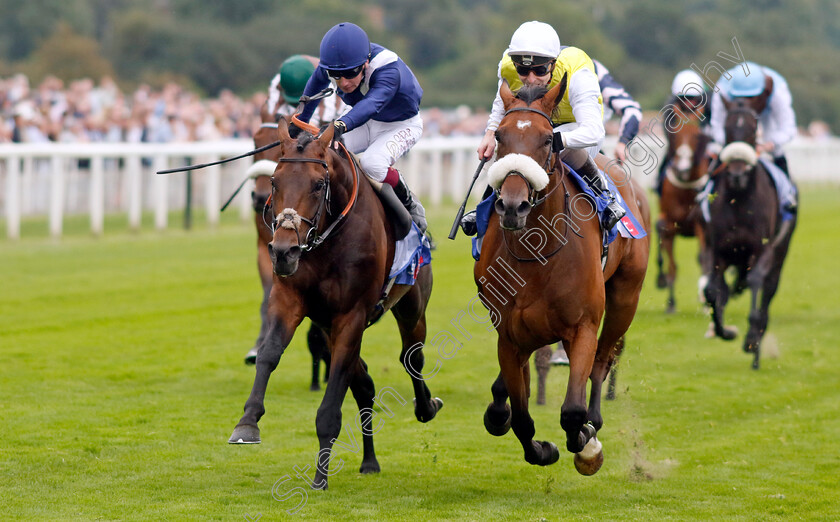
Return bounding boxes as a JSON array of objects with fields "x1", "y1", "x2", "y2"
[{"x1": 279, "y1": 55, "x2": 315, "y2": 105}]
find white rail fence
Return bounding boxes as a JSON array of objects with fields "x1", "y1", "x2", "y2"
[{"x1": 1, "y1": 136, "x2": 837, "y2": 239}]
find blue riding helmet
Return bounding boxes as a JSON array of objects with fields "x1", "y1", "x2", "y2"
[
  {"x1": 319, "y1": 22, "x2": 371, "y2": 71},
  {"x1": 726, "y1": 62, "x2": 766, "y2": 97}
]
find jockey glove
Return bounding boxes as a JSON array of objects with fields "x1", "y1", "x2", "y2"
[
  {"x1": 333, "y1": 120, "x2": 347, "y2": 144},
  {"x1": 552, "y1": 131, "x2": 565, "y2": 153},
  {"x1": 288, "y1": 121, "x2": 303, "y2": 139}
]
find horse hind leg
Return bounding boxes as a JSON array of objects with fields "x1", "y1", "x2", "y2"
[
  {"x1": 307, "y1": 324, "x2": 330, "y2": 391},
  {"x1": 348, "y1": 357, "x2": 381, "y2": 474},
  {"x1": 484, "y1": 372, "x2": 512, "y2": 436},
  {"x1": 657, "y1": 219, "x2": 678, "y2": 313},
  {"x1": 498, "y1": 340, "x2": 559, "y2": 466},
  {"x1": 392, "y1": 270, "x2": 443, "y2": 423},
  {"x1": 534, "y1": 346, "x2": 551, "y2": 406}
]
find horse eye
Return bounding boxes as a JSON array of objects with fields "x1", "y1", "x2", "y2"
[
  {"x1": 494, "y1": 130, "x2": 502, "y2": 143},
  {"x1": 545, "y1": 135, "x2": 553, "y2": 147},
  {"x1": 312, "y1": 179, "x2": 325, "y2": 193}
]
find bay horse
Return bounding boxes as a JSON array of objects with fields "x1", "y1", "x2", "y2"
[
  {"x1": 656, "y1": 99, "x2": 711, "y2": 313},
  {"x1": 701, "y1": 97, "x2": 796, "y2": 369},
  {"x1": 245, "y1": 115, "x2": 330, "y2": 391},
  {"x1": 478, "y1": 78, "x2": 650, "y2": 474},
  {"x1": 229, "y1": 119, "x2": 442, "y2": 489}
]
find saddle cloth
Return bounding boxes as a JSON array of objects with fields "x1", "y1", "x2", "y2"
[{"x1": 390, "y1": 223, "x2": 431, "y2": 284}]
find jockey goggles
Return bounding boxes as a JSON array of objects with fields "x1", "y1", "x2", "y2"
[
  {"x1": 327, "y1": 64, "x2": 365, "y2": 79},
  {"x1": 513, "y1": 60, "x2": 554, "y2": 77}
]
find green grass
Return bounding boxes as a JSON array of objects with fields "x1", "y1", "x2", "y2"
[{"x1": 1, "y1": 186, "x2": 839, "y2": 521}]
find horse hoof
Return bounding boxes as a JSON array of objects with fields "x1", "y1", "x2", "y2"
[
  {"x1": 413, "y1": 397, "x2": 443, "y2": 423},
  {"x1": 665, "y1": 303, "x2": 676, "y2": 315},
  {"x1": 720, "y1": 326, "x2": 739, "y2": 340},
  {"x1": 538, "y1": 440, "x2": 560, "y2": 466},
  {"x1": 573, "y1": 437, "x2": 604, "y2": 476},
  {"x1": 656, "y1": 273, "x2": 667, "y2": 289},
  {"x1": 484, "y1": 403, "x2": 512, "y2": 436},
  {"x1": 228, "y1": 424, "x2": 260, "y2": 444},
  {"x1": 360, "y1": 459, "x2": 381, "y2": 474},
  {"x1": 310, "y1": 383, "x2": 321, "y2": 392}
]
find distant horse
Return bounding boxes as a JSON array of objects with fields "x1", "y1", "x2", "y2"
[
  {"x1": 244, "y1": 115, "x2": 330, "y2": 391},
  {"x1": 477, "y1": 79, "x2": 650, "y2": 475},
  {"x1": 656, "y1": 99, "x2": 711, "y2": 313},
  {"x1": 701, "y1": 98, "x2": 796, "y2": 369},
  {"x1": 229, "y1": 119, "x2": 442, "y2": 489}
]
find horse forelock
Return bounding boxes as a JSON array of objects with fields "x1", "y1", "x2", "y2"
[{"x1": 514, "y1": 84, "x2": 550, "y2": 107}]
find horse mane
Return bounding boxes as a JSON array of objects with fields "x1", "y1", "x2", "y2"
[{"x1": 515, "y1": 84, "x2": 549, "y2": 105}]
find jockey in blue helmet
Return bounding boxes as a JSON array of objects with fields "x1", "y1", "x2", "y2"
[
  {"x1": 298, "y1": 22, "x2": 427, "y2": 232},
  {"x1": 710, "y1": 61, "x2": 796, "y2": 177}
]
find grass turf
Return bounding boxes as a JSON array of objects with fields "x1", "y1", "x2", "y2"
[{"x1": 1, "y1": 186, "x2": 838, "y2": 520}]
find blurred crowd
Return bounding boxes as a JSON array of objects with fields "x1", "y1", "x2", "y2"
[
  {"x1": 0, "y1": 73, "x2": 266, "y2": 144},
  {"x1": 0, "y1": 73, "x2": 491, "y2": 145}
]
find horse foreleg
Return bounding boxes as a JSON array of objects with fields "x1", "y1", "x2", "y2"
[
  {"x1": 244, "y1": 237, "x2": 274, "y2": 365},
  {"x1": 348, "y1": 357, "x2": 380, "y2": 474},
  {"x1": 498, "y1": 341, "x2": 558, "y2": 466},
  {"x1": 534, "y1": 346, "x2": 551, "y2": 405},
  {"x1": 562, "y1": 325, "x2": 598, "y2": 453},
  {"x1": 484, "y1": 372, "x2": 512, "y2": 436},
  {"x1": 230, "y1": 297, "x2": 303, "y2": 444},
  {"x1": 657, "y1": 219, "x2": 678, "y2": 313},
  {"x1": 655, "y1": 218, "x2": 667, "y2": 289},
  {"x1": 704, "y1": 265, "x2": 737, "y2": 341},
  {"x1": 312, "y1": 310, "x2": 366, "y2": 490}
]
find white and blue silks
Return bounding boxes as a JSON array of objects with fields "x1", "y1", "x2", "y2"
[{"x1": 390, "y1": 223, "x2": 432, "y2": 284}]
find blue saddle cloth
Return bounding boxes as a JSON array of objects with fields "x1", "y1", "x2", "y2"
[
  {"x1": 471, "y1": 162, "x2": 646, "y2": 261},
  {"x1": 699, "y1": 158, "x2": 797, "y2": 223},
  {"x1": 391, "y1": 223, "x2": 432, "y2": 284}
]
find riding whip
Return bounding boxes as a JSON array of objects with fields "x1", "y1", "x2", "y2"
[{"x1": 448, "y1": 157, "x2": 488, "y2": 240}]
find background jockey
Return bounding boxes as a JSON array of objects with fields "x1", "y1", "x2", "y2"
[
  {"x1": 710, "y1": 61, "x2": 796, "y2": 177},
  {"x1": 592, "y1": 59, "x2": 642, "y2": 163},
  {"x1": 265, "y1": 54, "x2": 344, "y2": 127},
  {"x1": 463, "y1": 20, "x2": 625, "y2": 235},
  {"x1": 655, "y1": 69, "x2": 712, "y2": 195},
  {"x1": 297, "y1": 22, "x2": 427, "y2": 232}
]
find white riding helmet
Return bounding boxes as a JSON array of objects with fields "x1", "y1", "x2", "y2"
[
  {"x1": 507, "y1": 21, "x2": 561, "y2": 60},
  {"x1": 671, "y1": 69, "x2": 706, "y2": 97}
]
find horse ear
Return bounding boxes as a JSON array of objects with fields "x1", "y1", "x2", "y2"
[
  {"x1": 721, "y1": 95, "x2": 735, "y2": 112},
  {"x1": 277, "y1": 117, "x2": 292, "y2": 144},
  {"x1": 543, "y1": 72, "x2": 568, "y2": 113},
  {"x1": 500, "y1": 80, "x2": 516, "y2": 109},
  {"x1": 318, "y1": 121, "x2": 335, "y2": 148}
]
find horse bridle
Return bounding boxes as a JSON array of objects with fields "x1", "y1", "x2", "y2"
[
  {"x1": 263, "y1": 142, "x2": 360, "y2": 252},
  {"x1": 498, "y1": 106, "x2": 559, "y2": 207}
]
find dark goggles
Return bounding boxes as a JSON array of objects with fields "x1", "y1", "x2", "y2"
[
  {"x1": 513, "y1": 61, "x2": 554, "y2": 77},
  {"x1": 326, "y1": 64, "x2": 365, "y2": 80}
]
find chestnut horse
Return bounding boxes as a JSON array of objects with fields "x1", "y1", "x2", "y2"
[
  {"x1": 701, "y1": 97, "x2": 796, "y2": 369},
  {"x1": 656, "y1": 100, "x2": 711, "y2": 313},
  {"x1": 245, "y1": 118, "x2": 330, "y2": 390},
  {"x1": 478, "y1": 79, "x2": 650, "y2": 474},
  {"x1": 229, "y1": 119, "x2": 442, "y2": 489}
]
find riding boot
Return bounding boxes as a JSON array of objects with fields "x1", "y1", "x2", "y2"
[
  {"x1": 773, "y1": 155, "x2": 790, "y2": 178},
  {"x1": 577, "y1": 157, "x2": 625, "y2": 231},
  {"x1": 392, "y1": 170, "x2": 428, "y2": 233}
]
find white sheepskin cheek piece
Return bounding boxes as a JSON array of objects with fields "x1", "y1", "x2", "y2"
[
  {"x1": 486, "y1": 153, "x2": 549, "y2": 191},
  {"x1": 720, "y1": 142, "x2": 758, "y2": 166}
]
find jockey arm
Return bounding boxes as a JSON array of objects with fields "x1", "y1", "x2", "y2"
[
  {"x1": 298, "y1": 68, "x2": 332, "y2": 124},
  {"x1": 337, "y1": 66, "x2": 400, "y2": 131},
  {"x1": 762, "y1": 77, "x2": 797, "y2": 156},
  {"x1": 558, "y1": 67, "x2": 605, "y2": 150},
  {"x1": 594, "y1": 61, "x2": 641, "y2": 145}
]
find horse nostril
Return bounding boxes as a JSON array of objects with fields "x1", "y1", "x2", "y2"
[
  {"x1": 287, "y1": 245, "x2": 302, "y2": 261},
  {"x1": 267, "y1": 242, "x2": 276, "y2": 257},
  {"x1": 494, "y1": 198, "x2": 505, "y2": 214},
  {"x1": 516, "y1": 201, "x2": 531, "y2": 217}
]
